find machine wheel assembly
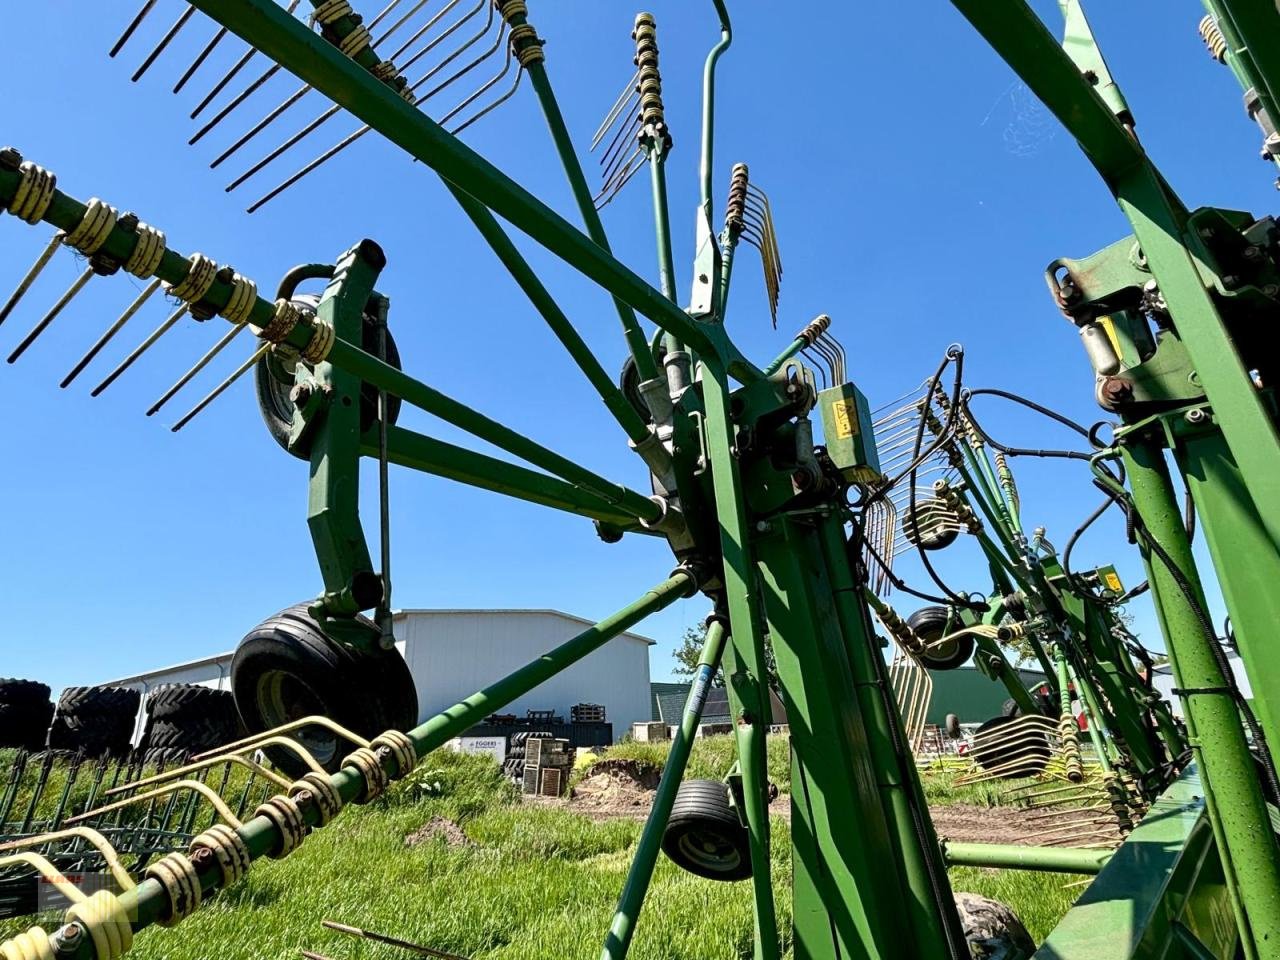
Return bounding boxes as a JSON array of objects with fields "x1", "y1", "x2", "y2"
[
  {"x1": 46, "y1": 686, "x2": 141, "y2": 757},
  {"x1": 254, "y1": 295, "x2": 404, "y2": 460},
  {"x1": 0, "y1": 679, "x2": 55, "y2": 751},
  {"x1": 906, "y1": 606, "x2": 975, "y2": 671},
  {"x1": 954, "y1": 892, "x2": 1036, "y2": 959},
  {"x1": 231, "y1": 603, "x2": 418, "y2": 774},
  {"x1": 661, "y1": 779, "x2": 753, "y2": 882},
  {"x1": 944, "y1": 713, "x2": 962, "y2": 739},
  {"x1": 901, "y1": 499, "x2": 960, "y2": 551}
]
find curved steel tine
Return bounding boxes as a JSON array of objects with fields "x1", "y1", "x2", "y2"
[
  {"x1": 592, "y1": 72, "x2": 640, "y2": 149},
  {"x1": 171, "y1": 340, "x2": 272, "y2": 431},
  {"x1": 0, "y1": 233, "x2": 63, "y2": 328},
  {"x1": 188, "y1": 0, "x2": 301, "y2": 120},
  {"x1": 147, "y1": 321, "x2": 251, "y2": 416},
  {"x1": 68, "y1": 780, "x2": 244, "y2": 829},
  {"x1": 365, "y1": 0, "x2": 409, "y2": 35},
  {"x1": 437, "y1": 29, "x2": 513, "y2": 127},
  {"x1": 90, "y1": 303, "x2": 190, "y2": 397},
  {"x1": 231, "y1": 0, "x2": 491, "y2": 194},
  {"x1": 406, "y1": 9, "x2": 502, "y2": 107},
  {"x1": 0, "y1": 853, "x2": 90, "y2": 905},
  {"x1": 448, "y1": 66, "x2": 523, "y2": 137},
  {"x1": 0, "y1": 828, "x2": 135, "y2": 892},
  {"x1": 7, "y1": 267, "x2": 94, "y2": 365},
  {"x1": 226, "y1": 102, "x2": 343, "y2": 193},
  {"x1": 104, "y1": 753, "x2": 289, "y2": 797},
  {"x1": 211, "y1": 81, "x2": 315, "y2": 170},
  {"x1": 174, "y1": 25, "x2": 228, "y2": 94},
  {"x1": 593, "y1": 149, "x2": 644, "y2": 209},
  {"x1": 190, "y1": 63, "x2": 283, "y2": 146},
  {"x1": 191, "y1": 716, "x2": 370, "y2": 760},
  {"x1": 133, "y1": 4, "x2": 196, "y2": 83},
  {"x1": 110, "y1": 0, "x2": 160, "y2": 58},
  {"x1": 62, "y1": 280, "x2": 163, "y2": 388},
  {"x1": 801, "y1": 347, "x2": 828, "y2": 389},
  {"x1": 747, "y1": 184, "x2": 783, "y2": 276},
  {"x1": 389, "y1": 0, "x2": 474, "y2": 68},
  {"x1": 372, "y1": 0, "x2": 433, "y2": 46},
  {"x1": 598, "y1": 106, "x2": 639, "y2": 175},
  {"x1": 224, "y1": 737, "x2": 326, "y2": 775},
  {"x1": 246, "y1": 122, "x2": 372, "y2": 213}
]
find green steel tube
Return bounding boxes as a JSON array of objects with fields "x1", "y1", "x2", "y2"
[
  {"x1": 443, "y1": 181, "x2": 652, "y2": 447},
  {"x1": 1208, "y1": 0, "x2": 1280, "y2": 132},
  {"x1": 1121, "y1": 438, "x2": 1280, "y2": 956},
  {"x1": 45, "y1": 571, "x2": 696, "y2": 959},
  {"x1": 699, "y1": 0, "x2": 733, "y2": 227},
  {"x1": 601, "y1": 618, "x2": 728, "y2": 959},
  {"x1": 524, "y1": 59, "x2": 660, "y2": 383},
  {"x1": 968, "y1": 441, "x2": 1015, "y2": 534},
  {"x1": 818, "y1": 518, "x2": 965, "y2": 959},
  {"x1": 1199, "y1": 0, "x2": 1280, "y2": 175},
  {"x1": 717, "y1": 234, "x2": 738, "y2": 321},
  {"x1": 699, "y1": 359, "x2": 780, "y2": 960},
  {"x1": 940, "y1": 840, "x2": 1110, "y2": 875},
  {"x1": 762, "y1": 336, "x2": 804, "y2": 377},
  {"x1": 328, "y1": 339, "x2": 663, "y2": 524},
  {"x1": 363, "y1": 426, "x2": 640, "y2": 528},
  {"x1": 1067, "y1": 661, "x2": 1115, "y2": 773},
  {"x1": 649, "y1": 153, "x2": 679, "y2": 306},
  {"x1": 185, "y1": 0, "x2": 715, "y2": 363}
]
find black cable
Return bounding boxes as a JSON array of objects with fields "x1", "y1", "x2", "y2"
[
  {"x1": 849, "y1": 518, "x2": 975, "y2": 608},
  {"x1": 907, "y1": 350, "x2": 985, "y2": 611}
]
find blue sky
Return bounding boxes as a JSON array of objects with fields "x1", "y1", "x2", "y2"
[{"x1": 0, "y1": 1, "x2": 1267, "y2": 694}]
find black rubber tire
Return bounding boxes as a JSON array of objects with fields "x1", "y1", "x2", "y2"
[
  {"x1": 254, "y1": 296, "x2": 403, "y2": 460},
  {"x1": 1001, "y1": 698, "x2": 1020, "y2": 718},
  {"x1": 142, "y1": 747, "x2": 193, "y2": 768},
  {"x1": 944, "y1": 713, "x2": 962, "y2": 739},
  {"x1": 231, "y1": 603, "x2": 418, "y2": 775},
  {"x1": 954, "y1": 892, "x2": 1036, "y2": 959},
  {"x1": 906, "y1": 606, "x2": 975, "y2": 671},
  {"x1": 0, "y1": 678, "x2": 51, "y2": 708},
  {"x1": 46, "y1": 686, "x2": 140, "y2": 757},
  {"x1": 970, "y1": 715, "x2": 1051, "y2": 779},
  {"x1": 0, "y1": 682, "x2": 55, "y2": 750},
  {"x1": 146, "y1": 684, "x2": 232, "y2": 720},
  {"x1": 661, "y1": 779, "x2": 752, "y2": 881}
]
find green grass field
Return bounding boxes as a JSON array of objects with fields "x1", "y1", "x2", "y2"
[{"x1": 1, "y1": 742, "x2": 1084, "y2": 959}]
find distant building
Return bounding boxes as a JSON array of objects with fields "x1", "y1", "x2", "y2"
[
  {"x1": 105, "y1": 609, "x2": 654, "y2": 743},
  {"x1": 650, "y1": 681, "x2": 787, "y2": 727}
]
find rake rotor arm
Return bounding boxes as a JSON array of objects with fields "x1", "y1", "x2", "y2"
[
  {"x1": 182, "y1": 0, "x2": 731, "y2": 365},
  {"x1": 363, "y1": 425, "x2": 646, "y2": 529},
  {"x1": 35, "y1": 571, "x2": 697, "y2": 960}
]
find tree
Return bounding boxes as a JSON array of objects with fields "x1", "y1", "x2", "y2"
[{"x1": 671, "y1": 624, "x2": 779, "y2": 692}]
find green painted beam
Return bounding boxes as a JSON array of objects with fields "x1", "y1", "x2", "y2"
[{"x1": 941, "y1": 840, "x2": 1109, "y2": 875}]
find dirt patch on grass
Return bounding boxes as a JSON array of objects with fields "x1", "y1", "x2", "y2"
[
  {"x1": 929, "y1": 804, "x2": 1042, "y2": 845},
  {"x1": 406, "y1": 815, "x2": 473, "y2": 848},
  {"x1": 567, "y1": 759, "x2": 661, "y2": 819}
]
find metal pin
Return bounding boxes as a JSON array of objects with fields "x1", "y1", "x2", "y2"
[
  {"x1": 91, "y1": 303, "x2": 190, "y2": 397},
  {"x1": 147, "y1": 322, "x2": 250, "y2": 415},
  {"x1": 594, "y1": 149, "x2": 645, "y2": 209},
  {"x1": 133, "y1": 4, "x2": 196, "y2": 83},
  {"x1": 174, "y1": 26, "x2": 228, "y2": 94},
  {"x1": 0, "y1": 234, "x2": 63, "y2": 328},
  {"x1": 371, "y1": 0, "x2": 432, "y2": 47},
  {"x1": 386, "y1": 0, "x2": 473, "y2": 66},
  {"x1": 110, "y1": 0, "x2": 160, "y2": 58},
  {"x1": 62, "y1": 279, "x2": 163, "y2": 388},
  {"x1": 171, "y1": 340, "x2": 272, "y2": 431},
  {"x1": 7, "y1": 268, "x2": 94, "y2": 364},
  {"x1": 227, "y1": 102, "x2": 343, "y2": 192}
]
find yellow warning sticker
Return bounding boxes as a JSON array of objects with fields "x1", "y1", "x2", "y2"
[
  {"x1": 832, "y1": 399, "x2": 858, "y2": 440},
  {"x1": 1104, "y1": 571, "x2": 1123, "y2": 592}
]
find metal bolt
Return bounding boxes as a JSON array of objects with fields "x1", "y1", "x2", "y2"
[
  {"x1": 1199, "y1": 227, "x2": 1215, "y2": 240},
  {"x1": 1242, "y1": 245, "x2": 1263, "y2": 261},
  {"x1": 755, "y1": 520, "x2": 772, "y2": 533},
  {"x1": 1222, "y1": 274, "x2": 1240, "y2": 289},
  {"x1": 1185, "y1": 407, "x2": 1210, "y2": 425},
  {"x1": 290, "y1": 382, "x2": 313, "y2": 405},
  {"x1": 1100, "y1": 376, "x2": 1134, "y2": 406}
]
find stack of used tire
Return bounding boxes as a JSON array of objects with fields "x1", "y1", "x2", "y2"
[
  {"x1": 0, "y1": 679, "x2": 56, "y2": 751},
  {"x1": 46, "y1": 686, "x2": 141, "y2": 756},
  {"x1": 138, "y1": 685, "x2": 245, "y2": 766},
  {"x1": 502, "y1": 730, "x2": 552, "y2": 785}
]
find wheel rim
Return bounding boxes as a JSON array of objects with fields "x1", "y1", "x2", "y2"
[
  {"x1": 256, "y1": 670, "x2": 338, "y2": 766},
  {"x1": 676, "y1": 827, "x2": 742, "y2": 874}
]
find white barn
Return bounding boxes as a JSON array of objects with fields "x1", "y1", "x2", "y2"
[{"x1": 105, "y1": 608, "x2": 655, "y2": 742}]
